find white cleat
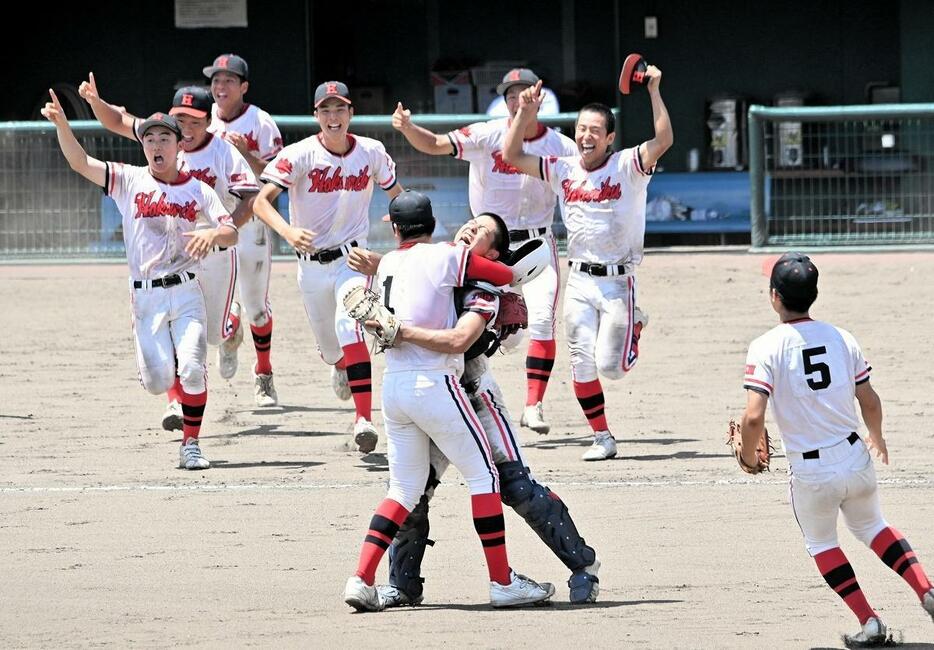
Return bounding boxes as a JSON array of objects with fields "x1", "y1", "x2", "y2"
[
  {"x1": 217, "y1": 301, "x2": 243, "y2": 380},
  {"x1": 331, "y1": 365, "x2": 352, "y2": 401},
  {"x1": 179, "y1": 438, "x2": 210, "y2": 470},
  {"x1": 490, "y1": 570, "x2": 555, "y2": 608},
  {"x1": 353, "y1": 417, "x2": 379, "y2": 454},
  {"x1": 923, "y1": 588, "x2": 934, "y2": 623},
  {"x1": 520, "y1": 401, "x2": 551, "y2": 435},
  {"x1": 842, "y1": 616, "x2": 888, "y2": 648},
  {"x1": 161, "y1": 400, "x2": 183, "y2": 432},
  {"x1": 253, "y1": 371, "x2": 278, "y2": 407},
  {"x1": 344, "y1": 576, "x2": 386, "y2": 612},
  {"x1": 581, "y1": 431, "x2": 617, "y2": 462}
]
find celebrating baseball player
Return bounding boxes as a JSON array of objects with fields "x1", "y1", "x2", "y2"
[
  {"x1": 341, "y1": 190, "x2": 555, "y2": 611},
  {"x1": 736, "y1": 253, "x2": 934, "y2": 646},
  {"x1": 502, "y1": 70, "x2": 672, "y2": 461},
  {"x1": 203, "y1": 53, "x2": 284, "y2": 407},
  {"x1": 392, "y1": 68, "x2": 578, "y2": 435},
  {"x1": 347, "y1": 212, "x2": 600, "y2": 606},
  {"x1": 78, "y1": 76, "x2": 260, "y2": 431},
  {"x1": 253, "y1": 81, "x2": 402, "y2": 453},
  {"x1": 41, "y1": 90, "x2": 238, "y2": 470}
]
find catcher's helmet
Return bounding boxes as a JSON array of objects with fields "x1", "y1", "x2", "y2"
[{"x1": 385, "y1": 190, "x2": 436, "y2": 238}]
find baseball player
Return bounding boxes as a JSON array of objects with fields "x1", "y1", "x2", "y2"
[
  {"x1": 740, "y1": 253, "x2": 934, "y2": 646},
  {"x1": 348, "y1": 212, "x2": 601, "y2": 606},
  {"x1": 78, "y1": 76, "x2": 259, "y2": 431},
  {"x1": 342, "y1": 191, "x2": 554, "y2": 612},
  {"x1": 253, "y1": 81, "x2": 402, "y2": 453},
  {"x1": 41, "y1": 91, "x2": 238, "y2": 469},
  {"x1": 392, "y1": 68, "x2": 578, "y2": 435},
  {"x1": 502, "y1": 73, "x2": 672, "y2": 461},
  {"x1": 203, "y1": 54, "x2": 283, "y2": 407}
]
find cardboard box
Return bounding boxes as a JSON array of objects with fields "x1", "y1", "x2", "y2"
[
  {"x1": 350, "y1": 86, "x2": 386, "y2": 115},
  {"x1": 431, "y1": 71, "x2": 473, "y2": 114}
]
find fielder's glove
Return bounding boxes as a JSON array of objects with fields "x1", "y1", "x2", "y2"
[
  {"x1": 726, "y1": 418, "x2": 772, "y2": 474},
  {"x1": 343, "y1": 286, "x2": 401, "y2": 352},
  {"x1": 493, "y1": 292, "x2": 529, "y2": 339}
]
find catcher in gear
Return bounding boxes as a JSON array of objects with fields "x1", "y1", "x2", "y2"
[
  {"x1": 739, "y1": 253, "x2": 934, "y2": 646},
  {"x1": 347, "y1": 212, "x2": 601, "y2": 607}
]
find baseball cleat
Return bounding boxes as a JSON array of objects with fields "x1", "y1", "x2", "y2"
[
  {"x1": 331, "y1": 365, "x2": 352, "y2": 401},
  {"x1": 842, "y1": 616, "x2": 888, "y2": 648},
  {"x1": 217, "y1": 301, "x2": 244, "y2": 380},
  {"x1": 568, "y1": 557, "x2": 601, "y2": 604},
  {"x1": 161, "y1": 400, "x2": 183, "y2": 432},
  {"x1": 520, "y1": 401, "x2": 551, "y2": 435},
  {"x1": 353, "y1": 417, "x2": 379, "y2": 453},
  {"x1": 179, "y1": 438, "x2": 210, "y2": 470},
  {"x1": 582, "y1": 431, "x2": 617, "y2": 461},
  {"x1": 490, "y1": 570, "x2": 555, "y2": 608},
  {"x1": 344, "y1": 576, "x2": 386, "y2": 612},
  {"x1": 923, "y1": 588, "x2": 934, "y2": 622},
  {"x1": 253, "y1": 371, "x2": 278, "y2": 407},
  {"x1": 375, "y1": 584, "x2": 424, "y2": 608}
]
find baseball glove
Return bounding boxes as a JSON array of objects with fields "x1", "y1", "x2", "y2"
[
  {"x1": 493, "y1": 292, "x2": 528, "y2": 338},
  {"x1": 726, "y1": 418, "x2": 772, "y2": 474},
  {"x1": 342, "y1": 286, "x2": 401, "y2": 351}
]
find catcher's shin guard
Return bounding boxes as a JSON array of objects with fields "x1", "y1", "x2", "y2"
[
  {"x1": 387, "y1": 467, "x2": 441, "y2": 602},
  {"x1": 497, "y1": 461, "x2": 597, "y2": 572}
]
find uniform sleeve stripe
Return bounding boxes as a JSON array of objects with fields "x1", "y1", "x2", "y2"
[
  {"x1": 633, "y1": 146, "x2": 654, "y2": 176},
  {"x1": 457, "y1": 248, "x2": 468, "y2": 287},
  {"x1": 539, "y1": 157, "x2": 547, "y2": 181},
  {"x1": 447, "y1": 133, "x2": 459, "y2": 158},
  {"x1": 855, "y1": 376, "x2": 871, "y2": 385},
  {"x1": 379, "y1": 176, "x2": 397, "y2": 190},
  {"x1": 744, "y1": 377, "x2": 773, "y2": 391},
  {"x1": 104, "y1": 162, "x2": 112, "y2": 196},
  {"x1": 855, "y1": 367, "x2": 871, "y2": 380},
  {"x1": 260, "y1": 174, "x2": 291, "y2": 187},
  {"x1": 745, "y1": 385, "x2": 770, "y2": 396}
]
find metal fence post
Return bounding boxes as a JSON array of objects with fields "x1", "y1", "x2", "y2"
[{"x1": 748, "y1": 105, "x2": 767, "y2": 248}]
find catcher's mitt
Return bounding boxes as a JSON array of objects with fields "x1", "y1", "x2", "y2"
[
  {"x1": 493, "y1": 292, "x2": 528, "y2": 338},
  {"x1": 726, "y1": 418, "x2": 772, "y2": 474},
  {"x1": 342, "y1": 286, "x2": 401, "y2": 352}
]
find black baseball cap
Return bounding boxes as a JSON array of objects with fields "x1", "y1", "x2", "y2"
[
  {"x1": 203, "y1": 54, "x2": 249, "y2": 81},
  {"x1": 770, "y1": 252, "x2": 819, "y2": 303},
  {"x1": 496, "y1": 68, "x2": 540, "y2": 95},
  {"x1": 169, "y1": 86, "x2": 212, "y2": 119},
  {"x1": 137, "y1": 112, "x2": 181, "y2": 139},
  {"x1": 314, "y1": 81, "x2": 352, "y2": 108},
  {"x1": 383, "y1": 190, "x2": 436, "y2": 234}
]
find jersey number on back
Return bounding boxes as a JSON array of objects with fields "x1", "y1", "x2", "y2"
[{"x1": 802, "y1": 346, "x2": 832, "y2": 390}]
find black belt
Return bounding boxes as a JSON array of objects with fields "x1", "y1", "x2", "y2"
[
  {"x1": 802, "y1": 432, "x2": 860, "y2": 459},
  {"x1": 569, "y1": 261, "x2": 630, "y2": 277},
  {"x1": 133, "y1": 272, "x2": 195, "y2": 289},
  {"x1": 508, "y1": 228, "x2": 547, "y2": 243},
  {"x1": 212, "y1": 246, "x2": 228, "y2": 253},
  {"x1": 296, "y1": 240, "x2": 357, "y2": 264}
]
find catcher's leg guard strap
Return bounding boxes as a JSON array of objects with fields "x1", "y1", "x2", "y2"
[
  {"x1": 497, "y1": 461, "x2": 596, "y2": 571},
  {"x1": 387, "y1": 467, "x2": 441, "y2": 601}
]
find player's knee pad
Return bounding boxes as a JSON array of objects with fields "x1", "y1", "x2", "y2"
[
  {"x1": 497, "y1": 461, "x2": 596, "y2": 571},
  {"x1": 388, "y1": 467, "x2": 440, "y2": 601}
]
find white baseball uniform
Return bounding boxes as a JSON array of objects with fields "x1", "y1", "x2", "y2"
[
  {"x1": 209, "y1": 103, "x2": 282, "y2": 326},
  {"x1": 744, "y1": 318, "x2": 885, "y2": 556},
  {"x1": 261, "y1": 133, "x2": 397, "y2": 364},
  {"x1": 104, "y1": 162, "x2": 231, "y2": 396},
  {"x1": 540, "y1": 147, "x2": 653, "y2": 382},
  {"x1": 449, "y1": 119, "x2": 577, "y2": 340},
  {"x1": 374, "y1": 242, "x2": 499, "y2": 511}
]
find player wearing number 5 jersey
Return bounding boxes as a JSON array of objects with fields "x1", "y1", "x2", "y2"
[
  {"x1": 255, "y1": 81, "x2": 403, "y2": 453},
  {"x1": 741, "y1": 253, "x2": 934, "y2": 646}
]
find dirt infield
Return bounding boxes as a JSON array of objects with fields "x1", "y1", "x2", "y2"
[{"x1": 2, "y1": 251, "x2": 933, "y2": 649}]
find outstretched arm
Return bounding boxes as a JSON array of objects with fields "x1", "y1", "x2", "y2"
[
  {"x1": 41, "y1": 89, "x2": 106, "y2": 187},
  {"x1": 392, "y1": 102, "x2": 455, "y2": 156},
  {"x1": 502, "y1": 81, "x2": 545, "y2": 178},
  {"x1": 78, "y1": 72, "x2": 138, "y2": 141},
  {"x1": 637, "y1": 66, "x2": 673, "y2": 170}
]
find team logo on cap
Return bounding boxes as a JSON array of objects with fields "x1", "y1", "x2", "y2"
[
  {"x1": 326, "y1": 82, "x2": 338, "y2": 95},
  {"x1": 508, "y1": 70, "x2": 521, "y2": 81},
  {"x1": 216, "y1": 55, "x2": 229, "y2": 68},
  {"x1": 181, "y1": 94, "x2": 194, "y2": 106}
]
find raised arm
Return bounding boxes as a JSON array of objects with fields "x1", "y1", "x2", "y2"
[
  {"x1": 41, "y1": 89, "x2": 106, "y2": 187},
  {"x1": 637, "y1": 66, "x2": 673, "y2": 171},
  {"x1": 78, "y1": 72, "x2": 138, "y2": 141},
  {"x1": 392, "y1": 102, "x2": 455, "y2": 156},
  {"x1": 396, "y1": 311, "x2": 487, "y2": 354},
  {"x1": 502, "y1": 81, "x2": 545, "y2": 178}
]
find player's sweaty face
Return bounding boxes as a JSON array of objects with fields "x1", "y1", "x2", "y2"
[
  {"x1": 211, "y1": 73, "x2": 246, "y2": 112},
  {"x1": 315, "y1": 100, "x2": 352, "y2": 139},
  {"x1": 175, "y1": 114, "x2": 210, "y2": 151},
  {"x1": 142, "y1": 128, "x2": 180, "y2": 174},
  {"x1": 455, "y1": 215, "x2": 498, "y2": 258},
  {"x1": 576, "y1": 111, "x2": 614, "y2": 167}
]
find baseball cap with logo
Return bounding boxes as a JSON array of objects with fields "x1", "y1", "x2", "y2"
[
  {"x1": 383, "y1": 190, "x2": 436, "y2": 236},
  {"x1": 770, "y1": 252, "x2": 819, "y2": 305},
  {"x1": 137, "y1": 112, "x2": 182, "y2": 140},
  {"x1": 314, "y1": 81, "x2": 352, "y2": 109},
  {"x1": 202, "y1": 54, "x2": 249, "y2": 81},
  {"x1": 169, "y1": 86, "x2": 213, "y2": 119},
  {"x1": 496, "y1": 68, "x2": 541, "y2": 95}
]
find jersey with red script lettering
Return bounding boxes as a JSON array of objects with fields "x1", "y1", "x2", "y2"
[
  {"x1": 260, "y1": 134, "x2": 398, "y2": 249},
  {"x1": 448, "y1": 119, "x2": 577, "y2": 230},
  {"x1": 209, "y1": 103, "x2": 283, "y2": 162},
  {"x1": 743, "y1": 318, "x2": 872, "y2": 453},
  {"x1": 541, "y1": 147, "x2": 653, "y2": 264},
  {"x1": 104, "y1": 163, "x2": 232, "y2": 279},
  {"x1": 375, "y1": 242, "x2": 469, "y2": 375}
]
